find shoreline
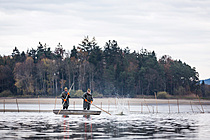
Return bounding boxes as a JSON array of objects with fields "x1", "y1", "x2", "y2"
[{"x1": 1, "y1": 98, "x2": 210, "y2": 105}]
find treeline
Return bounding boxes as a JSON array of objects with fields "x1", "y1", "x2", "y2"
[{"x1": 0, "y1": 36, "x2": 205, "y2": 97}]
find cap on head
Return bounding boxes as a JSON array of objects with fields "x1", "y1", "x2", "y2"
[
  {"x1": 64, "y1": 87, "x2": 68, "y2": 90},
  {"x1": 87, "y1": 88, "x2": 91, "y2": 92}
]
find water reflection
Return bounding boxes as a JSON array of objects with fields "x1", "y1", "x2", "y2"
[
  {"x1": 63, "y1": 115, "x2": 69, "y2": 139},
  {"x1": 0, "y1": 112, "x2": 209, "y2": 139},
  {"x1": 83, "y1": 115, "x2": 92, "y2": 140}
]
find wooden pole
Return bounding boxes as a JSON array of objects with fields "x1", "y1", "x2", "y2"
[
  {"x1": 195, "y1": 105, "x2": 202, "y2": 113},
  {"x1": 101, "y1": 102, "x2": 102, "y2": 109},
  {"x1": 115, "y1": 98, "x2": 117, "y2": 109},
  {"x1": 168, "y1": 99, "x2": 170, "y2": 114},
  {"x1": 54, "y1": 97, "x2": 57, "y2": 109},
  {"x1": 16, "y1": 99, "x2": 19, "y2": 112},
  {"x1": 38, "y1": 96, "x2": 40, "y2": 113},
  {"x1": 197, "y1": 95, "x2": 204, "y2": 113},
  {"x1": 177, "y1": 99, "x2": 180, "y2": 113},
  {"x1": 154, "y1": 92, "x2": 158, "y2": 113},
  {"x1": 190, "y1": 101, "x2": 194, "y2": 113},
  {"x1": 85, "y1": 99, "x2": 111, "y2": 115},
  {"x1": 4, "y1": 99, "x2": 5, "y2": 113},
  {"x1": 108, "y1": 100, "x2": 110, "y2": 112},
  {"x1": 141, "y1": 102, "x2": 143, "y2": 113},
  {"x1": 128, "y1": 101, "x2": 130, "y2": 112},
  {"x1": 144, "y1": 99, "x2": 150, "y2": 113},
  {"x1": 74, "y1": 101, "x2": 75, "y2": 110}
]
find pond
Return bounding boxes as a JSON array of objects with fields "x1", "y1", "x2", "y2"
[{"x1": 0, "y1": 104, "x2": 210, "y2": 139}]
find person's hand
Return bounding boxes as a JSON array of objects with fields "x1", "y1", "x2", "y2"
[
  {"x1": 91, "y1": 101, "x2": 93, "y2": 104},
  {"x1": 64, "y1": 99, "x2": 66, "y2": 102},
  {"x1": 67, "y1": 93, "x2": 70, "y2": 95},
  {"x1": 85, "y1": 99, "x2": 87, "y2": 102}
]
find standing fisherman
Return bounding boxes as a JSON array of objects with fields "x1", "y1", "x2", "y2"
[
  {"x1": 82, "y1": 89, "x2": 93, "y2": 110},
  {"x1": 61, "y1": 87, "x2": 70, "y2": 109}
]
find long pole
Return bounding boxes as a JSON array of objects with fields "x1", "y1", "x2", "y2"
[
  {"x1": 16, "y1": 99, "x2": 19, "y2": 112},
  {"x1": 58, "y1": 83, "x2": 74, "y2": 115},
  {"x1": 85, "y1": 100, "x2": 111, "y2": 115}
]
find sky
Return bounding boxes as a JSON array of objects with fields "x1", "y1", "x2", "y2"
[{"x1": 0, "y1": 0, "x2": 210, "y2": 79}]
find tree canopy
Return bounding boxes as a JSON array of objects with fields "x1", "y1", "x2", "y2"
[{"x1": 0, "y1": 36, "x2": 204, "y2": 97}]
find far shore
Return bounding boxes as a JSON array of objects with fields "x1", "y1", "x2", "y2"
[{"x1": 1, "y1": 98, "x2": 210, "y2": 105}]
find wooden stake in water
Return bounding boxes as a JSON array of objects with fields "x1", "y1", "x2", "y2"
[
  {"x1": 168, "y1": 99, "x2": 170, "y2": 114},
  {"x1": 144, "y1": 99, "x2": 150, "y2": 113},
  {"x1": 190, "y1": 101, "x2": 194, "y2": 113},
  {"x1": 54, "y1": 97, "x2": 57, "y2": 109},
  {"x1": 177, "y1": 99, "x2": 180, "y2": 113},
  {"x1": 115, "y1": 98, "x2": 117, "y2": 109},
  {"x1": 154, "y1": 92, "x2": 158, "y2": 113},
  {"x1": 38, "y1": 96, "x2": 40, "y2": 113},
  {"x1": 101, "y1": 102, "x2": 102, "y2": 109},
  {"x1": 128, "y1": 101, "x2": 130, "y2": 112},
  {"x1": 16, "y1": 99, "x2": 19, "y2": 112},
  {"x1": 74, "y1": 101, "x2": 75, "y2": 110},
  {"x1": 196, "y1": 105, "x2": 202, "y2": 113},
  {"x1": 4, "y1": 99, "x2": 5, "y2": 113},
  {"x1": 197, "y1": 95, "x2": 204, "y2": 113},
  {"x1": 108, "y1": 100, "x2": 110, "y2": 112},
  {"x1": 141, "y1": 102, "x2": 143, "y2": 113}
]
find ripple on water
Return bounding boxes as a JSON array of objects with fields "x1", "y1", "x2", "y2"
[{"x1": 0, "y1": 112, "x2": 209, "y2": 139}]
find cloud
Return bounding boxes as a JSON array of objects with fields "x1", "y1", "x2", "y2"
[{"x1": 0, "y1": 0, "x2": 210, "y2": 79}]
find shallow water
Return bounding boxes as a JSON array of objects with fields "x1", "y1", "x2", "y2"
[{"x1": 1, "y1": 105, "x2": 210, "y2": 139}]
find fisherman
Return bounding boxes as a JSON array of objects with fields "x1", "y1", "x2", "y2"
[
  {"x1": 82, "y1": 89, "x2": 93, "y2": 110},
  {"x1": 61, "y1": 87, "x2": 70, "y2": 110}
]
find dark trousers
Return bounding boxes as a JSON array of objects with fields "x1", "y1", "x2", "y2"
[
  {"x1": 63, "y1": 106, "x2": 68, "y2": 110},
  {"x1": 83, "y1": 105, "x2": 90, "y2": 110}
]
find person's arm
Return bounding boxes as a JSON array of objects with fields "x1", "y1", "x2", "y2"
[
  {"x1": 82, "y1": 93, "x2": 85, "y2": 99},
  {"x1": 82, "y1": 93, "x2": 88, "y2": 102},
  {"x1": 90, "y1": 95, "x2": 93, "y2": 103},
  {"x1": 67, "y1": 92, "x2": 70, "y2": 98},
  {"x1": 91, "y1": 95, "x2": 93, "y2": 101},
  {"x1": 61, "y1": 92, "x2": 65, "y2": 100}
]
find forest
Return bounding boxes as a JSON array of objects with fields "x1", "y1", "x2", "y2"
[{"x1": 0, "y1": 36, "x2": 208, "y2": 98}]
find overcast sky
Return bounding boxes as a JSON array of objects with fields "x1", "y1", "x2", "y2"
[{"x1": 0, "y1": 0, "x2": 210, "y2": 79}]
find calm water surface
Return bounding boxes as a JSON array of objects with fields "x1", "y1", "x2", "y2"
[{"x1": 0, "y1": 104, "x2": 210, "y2": 139}]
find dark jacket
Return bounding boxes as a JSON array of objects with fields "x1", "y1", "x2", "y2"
[
  {"x1": 82, "y1": 92, "x2": 93, "y2": 108},
  {"x1": 61, "y1": 91, "x2": 70, "y2": 107}
]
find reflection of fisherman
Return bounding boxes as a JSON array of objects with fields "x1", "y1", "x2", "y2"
[
  {"x1": 61, "y1": 87, "x2": 70, "y2": 109},
  {"x1": 82, "y1": 89, "x2": 93, "y2": 110}
]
